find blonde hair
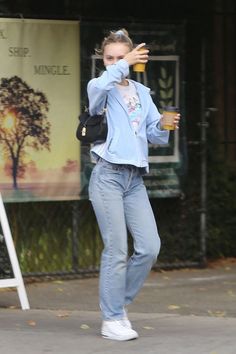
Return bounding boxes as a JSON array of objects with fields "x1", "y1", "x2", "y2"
[{"x1": 96, "y1": 28, "x2": 133, "y2": 55}]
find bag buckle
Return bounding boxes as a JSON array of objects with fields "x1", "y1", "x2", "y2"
[{"x1": 82, "y1": 126, "x2": 86, "y2": 136}]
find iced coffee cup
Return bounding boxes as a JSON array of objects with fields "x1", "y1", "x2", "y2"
[
  {"x1": 133, "y1": 47, "x2": 147, "y2": 72},
  {"x1": 162, "y1": 106, "x2": 179, "y2": 130}
]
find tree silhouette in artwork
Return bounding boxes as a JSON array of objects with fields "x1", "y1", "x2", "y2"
[{"x1": 0, "y1": 76, "x2": 50, "y2": 189}]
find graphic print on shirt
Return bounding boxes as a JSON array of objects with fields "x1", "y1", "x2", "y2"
[
  {"x1": 125, "y1": 95, "x2": 142, "y2": 132},
  {"x1": 117, "y1": 82, "x2": 142, "y2": 133}
]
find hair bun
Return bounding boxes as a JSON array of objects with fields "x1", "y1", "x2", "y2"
[
  {"x1": 115, "y1": 28, "x2": 129, "y2": 37},
  {"x1": 100, "y1": 28, "x2": 133, "y2": 53},
  {"x1": 115, "y1": 30, "x2": 124, "y2": 35}
]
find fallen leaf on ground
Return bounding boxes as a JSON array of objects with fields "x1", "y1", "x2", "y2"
[
  {"x1": 227, "y1": 290, "x2": 235, "y2": 297},
  {"x1": 168, "y1": 304, "x2": 181, "y2": 310},
  {"x1": 56, "y1": 287, "x2": 64, "y2": 292},
  {"x1": 56, "y1": 311, "x2": 70, "y2": 318},
  {"x1": 143, "y1": 326, "x2": 155, "y2": 330},
  {"x1": 207, "y1": 310, "x2": 226, "y2": 317},
  {"x1": 27, "y1": 320, "x2": 36, "y2": 326},
  {"x1": 80, "y1": 324, "x2": 90, "y2": 330}
]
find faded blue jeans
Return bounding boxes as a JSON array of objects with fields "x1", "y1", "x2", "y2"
[{"x1": 88, "y1": 158, "x2": 161, "y2": 320}]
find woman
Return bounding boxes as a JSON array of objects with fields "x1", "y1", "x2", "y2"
[{"x1": 88, "y1": 29, "x2": 180, "y2": 341}]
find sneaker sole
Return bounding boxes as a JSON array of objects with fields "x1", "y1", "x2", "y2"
[{"x1": 101, "y1": 332, "x2": 138, "y2": 341}]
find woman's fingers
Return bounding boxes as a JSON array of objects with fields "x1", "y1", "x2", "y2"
[
  {"x1": 174, "y1": 114, "x2": 181, "y2": 129},
  {"x1": 124, "y1": 44, "x2": 149, "y2": 65},
  {"x1": 133, "y1": 44, "x2": 149, "y2": 63},
  {"x1": 136, "y1": 43, "x2": 146, "y2": 50}
]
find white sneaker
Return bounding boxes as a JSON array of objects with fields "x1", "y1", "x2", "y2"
[
  {"x1": 121, "y1": 317, "x2": 132, "y2": 329},
  {"x1": 101, "y1": 320, "x2": 138, "y2": 341},
  {"x1": 122, "y1": 308, "x2": 132, "y2": 328}
]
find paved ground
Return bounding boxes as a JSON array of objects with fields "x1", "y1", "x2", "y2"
[{"x1": 0, "y1": 258, "x2": 236, "y2": 353}]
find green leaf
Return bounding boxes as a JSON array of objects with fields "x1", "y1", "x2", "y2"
[
  {"x1": 160, "y1": 90, "x2": 167, "y2": 99},
  {"x1": 159, "y1": 100, "x2": 166, "y2": 108},
  {"x1": 167, "y1": 76, "x2": 173, "y2": 88},
  {"x1": 161, "y1": 67, "x2": 167, "y2": 79},
  {"x1": 158, "y1": 78, "x2": 167, "y2": 89},
  {"x1": 166, "y1": 88, "x2": 174, "y2": 99}
]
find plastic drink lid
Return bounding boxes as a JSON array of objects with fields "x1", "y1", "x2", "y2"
[{"x1": 164, "y1": 106, "x2": 179, "y2": 112}]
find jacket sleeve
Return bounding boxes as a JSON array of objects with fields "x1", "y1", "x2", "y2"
[
  {"x1": 146, "y1": 97, "x2": 170, "y2": 145},
  {"x1": 87, "y1": 59, "x2": 129, "y2": 115}
]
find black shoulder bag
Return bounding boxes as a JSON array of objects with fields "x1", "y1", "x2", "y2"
[{"x1": 76, "y1": 98, "x2": 108, "y2": 143}]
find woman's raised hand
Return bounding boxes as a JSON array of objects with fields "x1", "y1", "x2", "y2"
[{"x1": 124, "y1": 43, "x2": 149, "y2": 66}]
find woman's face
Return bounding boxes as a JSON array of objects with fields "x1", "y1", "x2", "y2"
[{"x1": 103, "y1": 43, "x2": 131, "y2": 67}]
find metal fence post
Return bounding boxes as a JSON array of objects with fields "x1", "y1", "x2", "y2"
[
  {"x1": 199, "y1": 38, "x2": 208, "y2": 266},
  {"x1": 72, "y1": 201, "x2": 79, "y2": 272}
]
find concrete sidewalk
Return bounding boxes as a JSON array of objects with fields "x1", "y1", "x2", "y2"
[{"x1": 1, "y1": 259, "x2": 236, "y2": 353}]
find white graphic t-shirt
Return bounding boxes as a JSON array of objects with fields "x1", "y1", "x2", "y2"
[{"x1": 116, "y1": 81, "x2": 142, "y2": 133}]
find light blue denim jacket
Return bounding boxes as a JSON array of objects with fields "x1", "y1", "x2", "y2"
[{"x1": 87, "y1": 59, "x2": 169, "y2": 173}]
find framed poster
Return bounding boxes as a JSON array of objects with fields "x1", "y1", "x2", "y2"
[{"x1": 0, "y1": 18, "x2": 80, "y2": 202}]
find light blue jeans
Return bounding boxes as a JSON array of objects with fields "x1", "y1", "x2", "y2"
[{"x1": 88, "y1": 158, "x2": 161, "y2": 320}]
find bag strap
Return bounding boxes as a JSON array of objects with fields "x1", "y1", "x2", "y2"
[
  {"x1": 84, "y1": 95, "x2": 108, "y2": 114},
  {"x1": 102, "y1": 96, "x2": 108, "y2": 114}
]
